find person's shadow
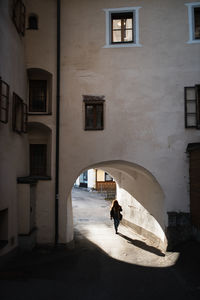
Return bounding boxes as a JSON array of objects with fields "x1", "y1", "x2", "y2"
[{"x1": 118, "y1": 233, "x2": 165, "y2": 257}]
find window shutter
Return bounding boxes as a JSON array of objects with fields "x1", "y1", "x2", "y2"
[{"x1": 0, "y1": 78, "x2": 9, "y2": 124}]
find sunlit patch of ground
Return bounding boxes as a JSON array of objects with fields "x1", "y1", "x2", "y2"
[{"x1": 72, "y1": 188, "x2": 179, "y2": 267}]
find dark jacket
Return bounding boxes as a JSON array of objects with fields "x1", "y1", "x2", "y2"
[{"x1": 110, "y1": 206, "x2": 122, "y2": 220}]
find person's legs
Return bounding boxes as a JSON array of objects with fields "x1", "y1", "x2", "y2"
[{"x1": 114, "y1": 219, "x2": 119, "y2": 233}]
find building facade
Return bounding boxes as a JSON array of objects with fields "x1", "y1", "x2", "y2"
[{"x1": 0, "y1": 0, "x2": 200, "y2": 255}]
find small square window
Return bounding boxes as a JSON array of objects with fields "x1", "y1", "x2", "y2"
[
  {"x1": 83, "y1": 95, "x2": 105, "y2": 130},
  {"x1": 103, "y1": 7, "x2": 141, "y2": 48},
  {"x1": 186, "y1": 3, "x2": 200, "y2": 43},
  {"x1": 111, "y1": 12, "x2": 133, "y2": 44}
]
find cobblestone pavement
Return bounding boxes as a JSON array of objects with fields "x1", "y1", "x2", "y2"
[{"x1": 0, "y1": 188, "x2": 200, "y2": 300}]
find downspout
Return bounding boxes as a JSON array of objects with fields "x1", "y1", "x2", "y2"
[{"x1": 55, "y1": 0, "x2": 60, "y2": 245}]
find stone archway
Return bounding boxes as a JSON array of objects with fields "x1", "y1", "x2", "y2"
[{"x1": 60, "y1": 160, "x2": 167, "y2": 251}]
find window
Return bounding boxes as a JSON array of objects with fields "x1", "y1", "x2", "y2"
[
  {"x1": 29, "y1": 80, "x2": 47, "y2": 113},
  {"x1": 12, "y1": 93, "x2": 27, "y2": 133},
  {"x1": 0, "y1": 77, "x2": 9, "y2": 124},
  {"x1": 12, "y1": 0, "x2": 26, "y2": 36},
  {"x1": 28, "y1": 68, "x2": 52, "y2": 114},
  {"x1": 185, "y1": 2, "x2": 200, "y2": 43},
  {"x1": 105, "y1": 172, "x2": 113, "y2": 182},
  {"x1": 30, "y1": 144, "x2": 47, "y2": 176},
  {"x1": 83, "y1": 95, "x2": 105, "y2": 130},
  {"x1": 103, "y1": 7, "x2": 141, "y2": 48},
  {"x1": 111, "y1": 12, "x2": 133, "y2": 43},
  {"x1": 185, "y1": 85, "x2": 200, "y2": 128},
  {"x1": 28, "y1": 14, "x2": 38, "y2": 30}
]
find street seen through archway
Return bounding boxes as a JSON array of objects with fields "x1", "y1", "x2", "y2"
[{"x1": 72, "y1": 188, "x2": 178, "y2": 267}]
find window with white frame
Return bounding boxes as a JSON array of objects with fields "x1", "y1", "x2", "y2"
[
  {"x1": 185, "y1": 2, "x2": 200, "y2": 43},
  {"x1": 103, "y1": 7, "x2": 141, "y2": 48}
]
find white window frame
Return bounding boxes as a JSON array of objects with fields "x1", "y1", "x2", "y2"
[
  {"x1": 185, "y1": 2, "x2": 200, "y2": 44},
  {"x1": 103, "y1": 7, "x2": 142, "y2": 48}
]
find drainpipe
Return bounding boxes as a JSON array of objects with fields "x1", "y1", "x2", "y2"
[{"x1": 55, "y1": 0, "x2": 61, "y2": 245}]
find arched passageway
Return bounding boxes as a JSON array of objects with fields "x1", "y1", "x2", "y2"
[{"x1": 63, "y1": 160, "x2": 167, "y2": 252}]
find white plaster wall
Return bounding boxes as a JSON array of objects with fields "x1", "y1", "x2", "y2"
[
  {"x1": 0, "y1": 0, "x2": 28, "y2": 255},
  {"x1": 58, "y1": 0, "x2": 200, "y2": 244},
  {"x1": 18, "y1": 184, "x2": 30, "y2": 235},
  {"x1": 20, "y1": 0, "x2": 200, "y2": 247},
  {"x1": 88, "y1": 169, "x2": 96, "y2": 189},
  {"x1": 35, "y1": 181, "x2": 55, "y2": 244},
  {"x1": 96, "y1": 169, "x2": 105, "y2": 181}
]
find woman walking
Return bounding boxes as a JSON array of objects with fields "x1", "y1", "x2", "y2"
[{"x1": 110, "y1": 200, "x2": 122, "y2": 234}]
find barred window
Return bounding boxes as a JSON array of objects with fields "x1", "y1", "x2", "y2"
[
  {"x1": 0, "y1": 78, "x2": 9, "y2": 124},
  {"x1": 29, "y1": 80, "x2": 47, "y2": 112},
  {"x1": 12, "y1": 0, "x2": 26, "y2": 36},
  {"x1": 185, "y1": 85, "x2": 200, "y2": 129},
  {"x1": 12, "y1": 93, "x2": 27, "y2": 133},
  {"x1": 30, "y1": 144, "x2": 47, "y2": 176}
]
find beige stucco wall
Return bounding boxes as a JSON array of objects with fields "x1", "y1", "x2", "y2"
[
  {"x1": 20, "y1": 0, "x2": 200, "y2": 248},
  {"x1": 0, "y1": 0, "x2": 28, "y2": 255},
  {"x1": 58, "y1": 0, "x2": 200, "y2": 245}
]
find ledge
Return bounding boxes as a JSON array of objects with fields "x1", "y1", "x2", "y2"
[{"x1": 17, "y1": 176, "x2": 51, "y2": 184}]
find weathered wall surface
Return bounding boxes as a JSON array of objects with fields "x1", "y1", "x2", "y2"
[
  {"x1": 58, "y1": 0, "x2": 200, "y2": 244},
  {"x1": 25, "y1": 0, "x2": 57, "y2": 245},
  {"x1": 0, "y1": 0, "x2": 28, "y2": 255},
  {"x1": 21, "y1": 0, "x2": 200, "y2": 248}
]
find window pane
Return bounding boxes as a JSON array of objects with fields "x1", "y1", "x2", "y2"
[
  {"x1": 187, "y1": 115, "x2": 197, "y2": 127},
  {"x1": 124, "y1": 29, "x2": 133, "y2": 42},
  {"x1": 30, "y1": 144, "x2": 47, "y2": 176},
  {"x1": 186, "y1": 87, "x2": 195, "y2": 100},
  {"x1": 29, "y1": 80, "x2": 47, "y2": 112},
  {"x1": 194, "y1": 7, "x2": 200, "y2": 39},
  {"x1": 85, "y1": 105, "x2": 94, "y2": 129},
  {"x1": 112, "y1": 13, "x2": 133, "y2": 43},
  {"x1": 126, "y1": 18, "x2": 133, "y2": 29},
  {"x1": 187, "y1": 102, "x2": 196, "y2": 113},
  {"x1": 96, "y1": 105, "x2": 103, "y2": 129},
  {"x1": 113, "y1": 19, "x2": 121, "y2": 30},
  {"x1": 113, "y1": 30, "x2": 122, "y2": 42}
]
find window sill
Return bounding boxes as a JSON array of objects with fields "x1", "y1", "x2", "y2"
[
  {"x1": 29, "y1": 176, "x2": 52, "y2": 181},
  {"x1": 84, "y1": 128, "x2": 104, "y2": 131},
  {"x1": 103, "y1": 43, "x2": 142, "y2": 48},
  {"x1": 187, "y1": 40, "x2": 200, "y2": 44},
  {"x1": 28, "y1": 113, "x2": 52, "y2": 116}
]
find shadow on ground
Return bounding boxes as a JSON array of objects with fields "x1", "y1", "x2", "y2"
[
  {"x1": 118, "y1": 232, "x2": 165, "y2": 257},
  {"x1": 0, "y1": 232, "x2": 200, "y2": 300}
]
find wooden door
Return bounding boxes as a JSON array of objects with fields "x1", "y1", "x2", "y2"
[{"x1": 189, "y1": 147, "x2": 200, "y2": 227}]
